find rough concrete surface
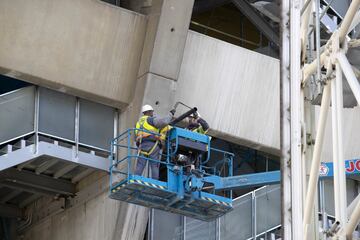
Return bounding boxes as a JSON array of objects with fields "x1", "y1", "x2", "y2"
[
  {"x1": 20, "y1": 189, "x2": 148, "y2": 240},
  {"x1": 0, "y1": 0, "x2": 147, "y2": 108},
  {"x1": 319, "y1": 105, "x2": 360, "y2": 162},
  {"x1": 149, "y1": 0, "x2": 195, "y2": 80},
  {"x1": 176, "y1": 31, "x2": 280, "y2": 153}
]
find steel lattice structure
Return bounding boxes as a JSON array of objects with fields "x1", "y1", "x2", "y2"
[{"x1": 281, "y1": 0, "x2": 360, "y2": 239}]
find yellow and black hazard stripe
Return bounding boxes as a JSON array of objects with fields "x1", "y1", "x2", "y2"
[
  {"x1": 201, "y1": 196, "x2": 232, "y2": 207},
  {"x1": 129, "y1": 179, "x2": 166, "y2": 190},
  {"x1": 111, "y1": 183, "x2": 127, "y2": 193}
]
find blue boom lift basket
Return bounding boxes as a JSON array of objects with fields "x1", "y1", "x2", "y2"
[{"x1": 109, "y1": 127, "x2": 234, "y2": 221}]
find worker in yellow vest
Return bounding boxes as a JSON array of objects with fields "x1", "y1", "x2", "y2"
[
  {"x1": 134, "y1": 104, "x2": 175, "y2": 179},
  {"x1": 186, "y1": 112, "x2": 209, "y2": 134}
]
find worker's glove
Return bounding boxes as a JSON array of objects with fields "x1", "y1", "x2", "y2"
[{"x1": 170, "y1": 109, "x2": 176, "y2": 116}]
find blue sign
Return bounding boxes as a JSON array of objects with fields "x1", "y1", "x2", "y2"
[{"x1": 320, "y1": 159, "x2": 360, "y2": 177}]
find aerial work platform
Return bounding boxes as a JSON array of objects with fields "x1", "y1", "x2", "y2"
[
  {"x1": 109, "y1": 126, "x2": 360, "y2": 221},
  {"x1": 109, "y1": 125, "x2": 235, "y2": 221},
  {"x1": 110, "y1": 175, "x2": 232, "y2": 221}
]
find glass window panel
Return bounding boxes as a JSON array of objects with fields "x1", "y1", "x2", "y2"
[
  {"x1": 39, "y1": 87, "x2": 76, "y2": 141},
  {"x1": 0, "y1": 86, "x2": 34, "y2": 143},
  {"x1": 79, "y1": 99, "x2": 114, "y2": 150}
]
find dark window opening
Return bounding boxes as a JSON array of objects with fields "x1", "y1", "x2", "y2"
[
  {"x1": 0, "y1": 75, "x2": 31, "y2": 95},
  {"x1": 100, "y1": 0, "x2": 144, "y2": 13},
  {"x1": 191, "y1": 1, "x2": 279, "y2": 58}
]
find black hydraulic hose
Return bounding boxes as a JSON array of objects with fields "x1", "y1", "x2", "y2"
[{"x1": 169, "y1": 107, "x2": 197, "y2": 126}]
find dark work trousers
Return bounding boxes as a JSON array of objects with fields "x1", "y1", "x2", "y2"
[{"x1": 134, "y1": 141, "x2": 160, "y2": 180}]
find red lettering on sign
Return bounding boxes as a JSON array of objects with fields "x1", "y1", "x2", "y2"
[
  {"x1": 356, "y1": 160, "x2": 360, "y2": 172},
  {"x1": 346, "y1": 161, "x2": 355, "y2": 173}
]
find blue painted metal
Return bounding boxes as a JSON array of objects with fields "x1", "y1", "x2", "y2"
[
  {"x1": 109, "y1": 127, "x2": 234, "y2": 221},
  {"x1": 169, "y1": 127, "x2": 209, "y2": 145},
  {"x1": 211, "y1": 159, "x2": 360, "y2": 191},
  {"x1": 218, "y1": 171, "x2": 281, "y2": 190},
  {"x1": 320, "y1": 159, "x2": 360, "y2": 177}
]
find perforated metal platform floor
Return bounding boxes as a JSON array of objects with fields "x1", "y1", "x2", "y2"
[{"x1": 109, "y1": 176, "x2": 232, "y2": 221}]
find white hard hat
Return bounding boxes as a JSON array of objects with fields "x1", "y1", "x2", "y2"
[{"x1": 141, "y1": 104, "x2": 154, "y2": 113}]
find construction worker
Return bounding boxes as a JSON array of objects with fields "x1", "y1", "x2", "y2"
[
  {"x1": 134, "y1": 104, "x2": 175, "y2": 180},
  {"x1": 186, "y1": 112, "x2": 209, "y2": 134},
  {"x1": 179, "y1": 112, "x2": 210, "y2": 174}
]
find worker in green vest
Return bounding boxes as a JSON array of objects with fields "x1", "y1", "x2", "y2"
[
  {"x1": 182, "y1": 112, "x2": 210, "y2": 173},
  {"x1": 134, "y1": 104, "x2": 175, "y2": 179},
  {"x1": 186, "y1": 112, "x2": 209, "y2": 134}
]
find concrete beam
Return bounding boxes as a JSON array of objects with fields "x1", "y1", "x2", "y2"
[
  {"x1": 71, "y1": 168, "x2": 94, "y2": 183},
  {"x1": 232, "y1": 0, "x2": 280, "y2": 47},
  {"x1": 143, "y1": 0, "x2": 195, "y2": 80},
  {"x1": 35, "y1": 158, "x2": 58, "y2": 175},
  {"x1": 0, "y1": 168, "x2": 75, "y2": 196},
  {"x1": 0, "y1": 0, "x2": 147, "y2": 107},
  {"x1": 53, "y1": 163, "x2": 77, "y2": 179},
  {"x1": 19, "y1": 194, "x2": 41, "y2": 208}
]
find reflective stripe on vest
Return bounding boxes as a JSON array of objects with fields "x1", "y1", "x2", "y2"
[
  {"x1": 159, "y1": 125, "x2": 172, "y2": 141},
  {"x1": 135, "y1": 116, "x2": 160, "y2": 141},
  {"x1": 192, "y1": 126, "x2": 208, "y2": 135}
]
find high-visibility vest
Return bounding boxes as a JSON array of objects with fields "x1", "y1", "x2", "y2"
[
  {"x1": 159, "y1": 125, "x2": 172, "y2": 141},
  {"x1": 135, "y1": 116, "x2": 160, "y2": 142},
  {"x1": 192, "y1": 126, "x2": 208, "y2": 135}
]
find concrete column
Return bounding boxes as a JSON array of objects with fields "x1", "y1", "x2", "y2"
[
  {"x1": 117, "y1": 2, "x2": 194, "y2": 240},
  {"x1": 126, "y1": 0, "x2": 195, "y2": 120},
  {"x1": 139, "y1": 0, "x2": 195, "y2": 79}
]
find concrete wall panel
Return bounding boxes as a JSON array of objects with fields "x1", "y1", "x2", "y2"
[
  {"x1": 176, "y1": 31, "x2": 280, "y2": 153},
  {"x1": 177, "y1": 31, "x2": 360, "y2": 160},
  {"x1": 21, "y1": 177, "x2": 148, "y2": 240},
  {"x1": 0, "y1": 0, "x2": 147, "y2": 107},
  {"x1": 319, "y1": 105, "x2": 360, "y2": 162}
]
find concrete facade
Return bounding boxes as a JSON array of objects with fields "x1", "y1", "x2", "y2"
[
  {"x1": 2, "y1": 1, "x2": 360, "y2": 239},
  {"x1": 319, "y1": 105, "x2": 360, "y2": 162},
  {"x1": 21, "y1": 174, "x2": 148, "y2": 240},
  {"x1": 14, "y1": 0, "x2": 196, "y2": 239},
  {"x1": 176, "y1": 31, "x2": 280, "y2": 154},
  {"x1": 0, "y1": 0, "x2": 147, "y2": 107}
]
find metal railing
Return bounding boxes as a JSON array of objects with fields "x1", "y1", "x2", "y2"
[
  {"x1": 0, "y1": 86, "x2": 117, "y2": 156},
  {"x1": 149, "y1": 184, "x2": 281, "y2": 240},
  {"x1": 109, "y1": 128, "x2": 234, "y2": 177}
]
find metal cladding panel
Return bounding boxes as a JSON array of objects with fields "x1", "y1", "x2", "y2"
[
  {"x1": 323, "y1": 0, "x2": 349, "y2": 18},
  {"x1": 323, "y1": 179, "x2": 357, "y2": 217},
  {"x1": 220, "y1": 193, "x2": 253, "y2": 240},
  {"x1": 79, "y1": 99, "x2": 114, "y2": 150},
  {"x1": 185, "y1": 217, "x2": 216, "y2": 240},
  {"x1": 39, "y1": 88, "x2": 76, "y2": 141},
  {"x1": 255, "y1": 185, "x2": 281, "y2": 234},
  {"x1": 152, "y1": 209, "x2": 183, "y2": 240},
  {"x1": 319, "y1": 105, "x2": 360, "y2": 162},
  {"x1": 0, "y1": 86, "x2": 35, "y2": 143}
]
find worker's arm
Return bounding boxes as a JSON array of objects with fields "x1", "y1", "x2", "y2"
[
  {"x1": 197, "y1": 118, "x2": 209, "y2": 132},
  {"x1": 148, "y1": 113, "x2": 173, "y2": 129}
]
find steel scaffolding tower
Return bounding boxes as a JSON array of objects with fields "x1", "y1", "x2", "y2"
[{"x1": 281, "y1": 0, "x2": 360, "y2": 239}]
